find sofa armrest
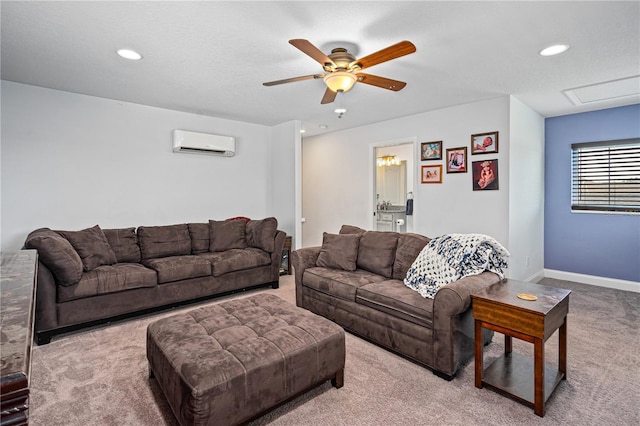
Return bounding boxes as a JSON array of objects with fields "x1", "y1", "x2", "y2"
[
  {"x1": 432, "y1": 272, "x2": 502, "y2": 377},
  {"x1": 35, "y1": 261, "x2": 59, "y2": 338},
  {"x1": 291, "y1": 246, "x2": 321, "y2": 307},
  {"x1": 269, "y1": 230, "x2": 287, "y2": 282},
  {"x1": 434, "y1": 272, "x2": 502, "y2": 318}
]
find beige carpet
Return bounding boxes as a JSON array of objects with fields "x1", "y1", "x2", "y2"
[{"x1": 29, "y1": 276, "x2": 640, "y2": 425}]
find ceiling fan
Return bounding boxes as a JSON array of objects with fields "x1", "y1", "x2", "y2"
[{"x1": 263, "y1": 39, "x2": 416, "y2": 104}]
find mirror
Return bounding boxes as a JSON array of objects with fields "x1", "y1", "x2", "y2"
[{"x1": 376, "y1": 161, "x2": 407, "y2": 207}]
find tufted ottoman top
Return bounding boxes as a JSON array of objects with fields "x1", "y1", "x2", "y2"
[{"x1": 147, "y1": 293, "x2": 345, "y2": 425}]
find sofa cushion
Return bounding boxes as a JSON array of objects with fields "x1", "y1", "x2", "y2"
[
  {"x1": 339, "y1": 224, "x2": 366, "y2": 235},
  {"x1": 356, "y1": 280, "x2": 433, "y2": 328},
  {"x1": 245, "y1": 217, "x2": 278, "y2": 252},
  {"x1": 198, "y1": 248, "x2": 271, "y2": 277},
  {"x1": 103, "y1": 227, "x2": 141, "y2": 263},
  {"x1": 142, "y1": 255, "x2": 212, "y2": 284},
  {"x1": 59, "y1": 225, "x2": 118, "y2": 272},
  {"x1": 138, "y1": 224, "x2": 191, "y2": 260},
  {"x1": 188, "y1": 223, "x2": 210, "y2": 254},
  {"x1": 316, "y1": 233, "x2": 360, "y2": 271},
  {"x1": 392, "y1": 233, "x2": 431, "y2": 280},
  {"x1": 57, "y1": 263, "x2": 157, "y2": 303},
  {"x1": 209, "y1": 220, "x2": 248, "y2": 252},
  {"x1": 24, "y1": 228, "x2": 83, "y2": 286},
  {"x1": 302, "y1": 267, "x2": 385, "y2": 302},
  {"x1": 357, "y1": 231, "x2": 399, "y2": 278}
]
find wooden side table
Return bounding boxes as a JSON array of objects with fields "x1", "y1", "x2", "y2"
[
  {"x1": 280, "y1": 236, "x2": 292, "y2": 275},
  {"x1": 471, "y1": 280, "x2": 571, "y2": 417}
]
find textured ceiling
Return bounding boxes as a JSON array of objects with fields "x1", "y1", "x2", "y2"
[{"x1": 2, "y1": 1, "x2": 639, "y2": 137}]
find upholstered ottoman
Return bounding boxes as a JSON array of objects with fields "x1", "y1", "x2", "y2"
[{"x1": 146, "y1": 293, "x2": 345, "y2": 426}]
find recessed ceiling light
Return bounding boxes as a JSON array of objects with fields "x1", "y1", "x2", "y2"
[
  {"x1": 300, "y1": 129, "x2": 306, "y2": 133},
  {"x1": 117, "y1": 49, "x2": 143, "y2": 60},
  {"x1": 539, "y1": 44, "x2": 570, "y2": 56},
  {"x1": 319, "y1": 124, "x2": 328, "y2": 129}
]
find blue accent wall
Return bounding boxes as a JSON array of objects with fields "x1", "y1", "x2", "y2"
[{"x1": 545, "y1": 104, "x2": 640, "y2": 282}]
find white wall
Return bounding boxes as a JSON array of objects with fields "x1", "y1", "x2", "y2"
[
  {"x1": 1, "y1": 81, "x2": 276, "y2": 250},
  {"x1": 269, "y1": 120, "x2": 300, "y2": 242},
  {"x1": 2, "y1": 82, "x2": 542, "y2": 282},
  {"x1": 508, "y1": 96, "x2": 545, "y2": 281},
  {"x1": 302, "y1": 96, "x2": 511, "y2": 252}
]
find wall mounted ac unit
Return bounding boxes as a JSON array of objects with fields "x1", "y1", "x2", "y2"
[{"x1": 172, "y1": 130, "x2": 235, "y2": 157}]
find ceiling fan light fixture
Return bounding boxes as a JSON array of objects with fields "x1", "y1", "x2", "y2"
[{"x1": 324, "y1": 71, "x2": 357, "y2": 93}]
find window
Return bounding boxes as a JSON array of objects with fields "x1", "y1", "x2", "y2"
[{"x1": 571, "y1": 138, "x2": 640, "y2": 213}]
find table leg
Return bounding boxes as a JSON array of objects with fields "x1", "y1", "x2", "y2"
[
  {"x1": 505, "y1": 334, "x2": 512, "y2": 354},
  {"x1": 559, "y1": 317, "x2": 567, "y2": 380},
  {"x1": 474, "y1": 319, "x2": 483, "y2": 388},
  {"x1": 534, "y1": 337, "x2": 545, "y2": 417}
]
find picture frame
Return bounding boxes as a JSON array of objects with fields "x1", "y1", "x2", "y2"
[
  {"x1": 472, "y1": 159, "x2": 499, "y2": 190},
  {"x1": 471, "y1": 131, "x2": 499, "y2": 155},
  {"x1": 421, "y1": 164, "x2": 442, "y2": 184},
  {"x1": 421, "y1": 141, "x2": 443, "y2": 161},
  {"x1": 446, "y1": 147, "x2": 467, "y2": 173}
]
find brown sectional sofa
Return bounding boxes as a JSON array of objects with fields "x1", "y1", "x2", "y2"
[
  {"x1": 25, "y1": 217, "x2": 285, "y2": 345},
  {"x1": 292, "y1": 225, "x2": 500, "y2": 380}
]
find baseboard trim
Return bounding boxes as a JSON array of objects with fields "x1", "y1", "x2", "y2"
[
  {"x1": 524, "y1": 270, "x2": 545, "y2": 284},
  {"x1": 543, "y1": 269, "x2": 640, "y2": 293}
]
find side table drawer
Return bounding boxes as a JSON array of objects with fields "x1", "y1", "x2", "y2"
[{"x1": 473, "y1": 299, "x2": 546, "y2": 338}]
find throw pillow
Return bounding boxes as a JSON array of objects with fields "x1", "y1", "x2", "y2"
[
  {"x1": 392, "y1": 233, "x2": 431, "y2": 280},
  {"x1": 226, "y1": 216, "x2": 251, "y2": 222},
  {"x1": 24, "y1": 228, "x2": 83, "y2": 286},
  {"x1": 245, "y1": 217, "x2": 278, "y2": 252},
  {"x1": 209, "y1": 219, "x2": 248, "y2": 252},
  {"x1": 188, "y1": 223, "x2": 210, "y2": 254},
  {"x1": 137, "y1": 224, "x2": 191, "y2": 260},
  {"x1": 339, "y1": 224, "x2": 366, "y2": 235},
  {"x1": 316, "y1": 232, "x2": 361, "y2": 271},
  {"x1": 59, "y1": 225, "x2": 118, "y2": 272},
  {"x1": 357, "y1": 231, "x2": 399, "y2": 278},
  {"x1": 103, "y1": 227, "x2": 141, "y2": 263}
]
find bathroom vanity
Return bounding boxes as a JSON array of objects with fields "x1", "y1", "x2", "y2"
[{"x1": 376, "y1": 208, "x2": 406, "y2": 233}]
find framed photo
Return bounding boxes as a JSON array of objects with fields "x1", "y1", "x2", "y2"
[
  {"x1": 471, "y1": 131, "x2": 499, "y2": 155},
  {"x1": 421, "y1": 165, "x2": 442, "y2": 184},
  {"x1": 472, "y1": 159, "x2": 499, "y2": 190},
  {"x1": 421, "y1": 141, "x2": 443, "y2": 161},
  {"x1": 446, "y1": 147, "x2": 467, "y2": 173}
]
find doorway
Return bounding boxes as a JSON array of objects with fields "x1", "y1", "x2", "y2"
[{"x1": 373, "y1": 141, "x2": 415, "y2": 233}]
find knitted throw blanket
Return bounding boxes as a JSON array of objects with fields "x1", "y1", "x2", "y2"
[{"x1": 404, "y1": 234, "x2": 510, "y2": 299}]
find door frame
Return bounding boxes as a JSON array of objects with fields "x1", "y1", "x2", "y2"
[{"x1": 369, "y1": 137, "x2": 418, "y2": 232}]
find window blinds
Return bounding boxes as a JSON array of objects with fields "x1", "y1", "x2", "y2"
[{"x1": 571, "y1": 138, "x2": 640, "y2": 213}]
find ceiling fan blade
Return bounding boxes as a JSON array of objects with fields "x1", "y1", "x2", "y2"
[
  {"x1": 321, "y1": 88, "x2": 337, "y2": 104},
  {"x1": 263, "y1": 74, "x2": 323, "y2": 86},
  {"x1": 356, "y1": 73, "x2": 407, "y2": 91},
  {"x1": 356, "y1": 41, "x2": 416, "y2": 70},
  {"x1": 289, "y1": 39, "x2": 336, "y2": 67}
]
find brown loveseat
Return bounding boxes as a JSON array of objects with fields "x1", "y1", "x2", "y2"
[
  {"x1": 25, "y1": 217, "x2": 285, "y2": 345},
  {"x1": 292, "y1": 225, "x2": 500, "y2": 380}
]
